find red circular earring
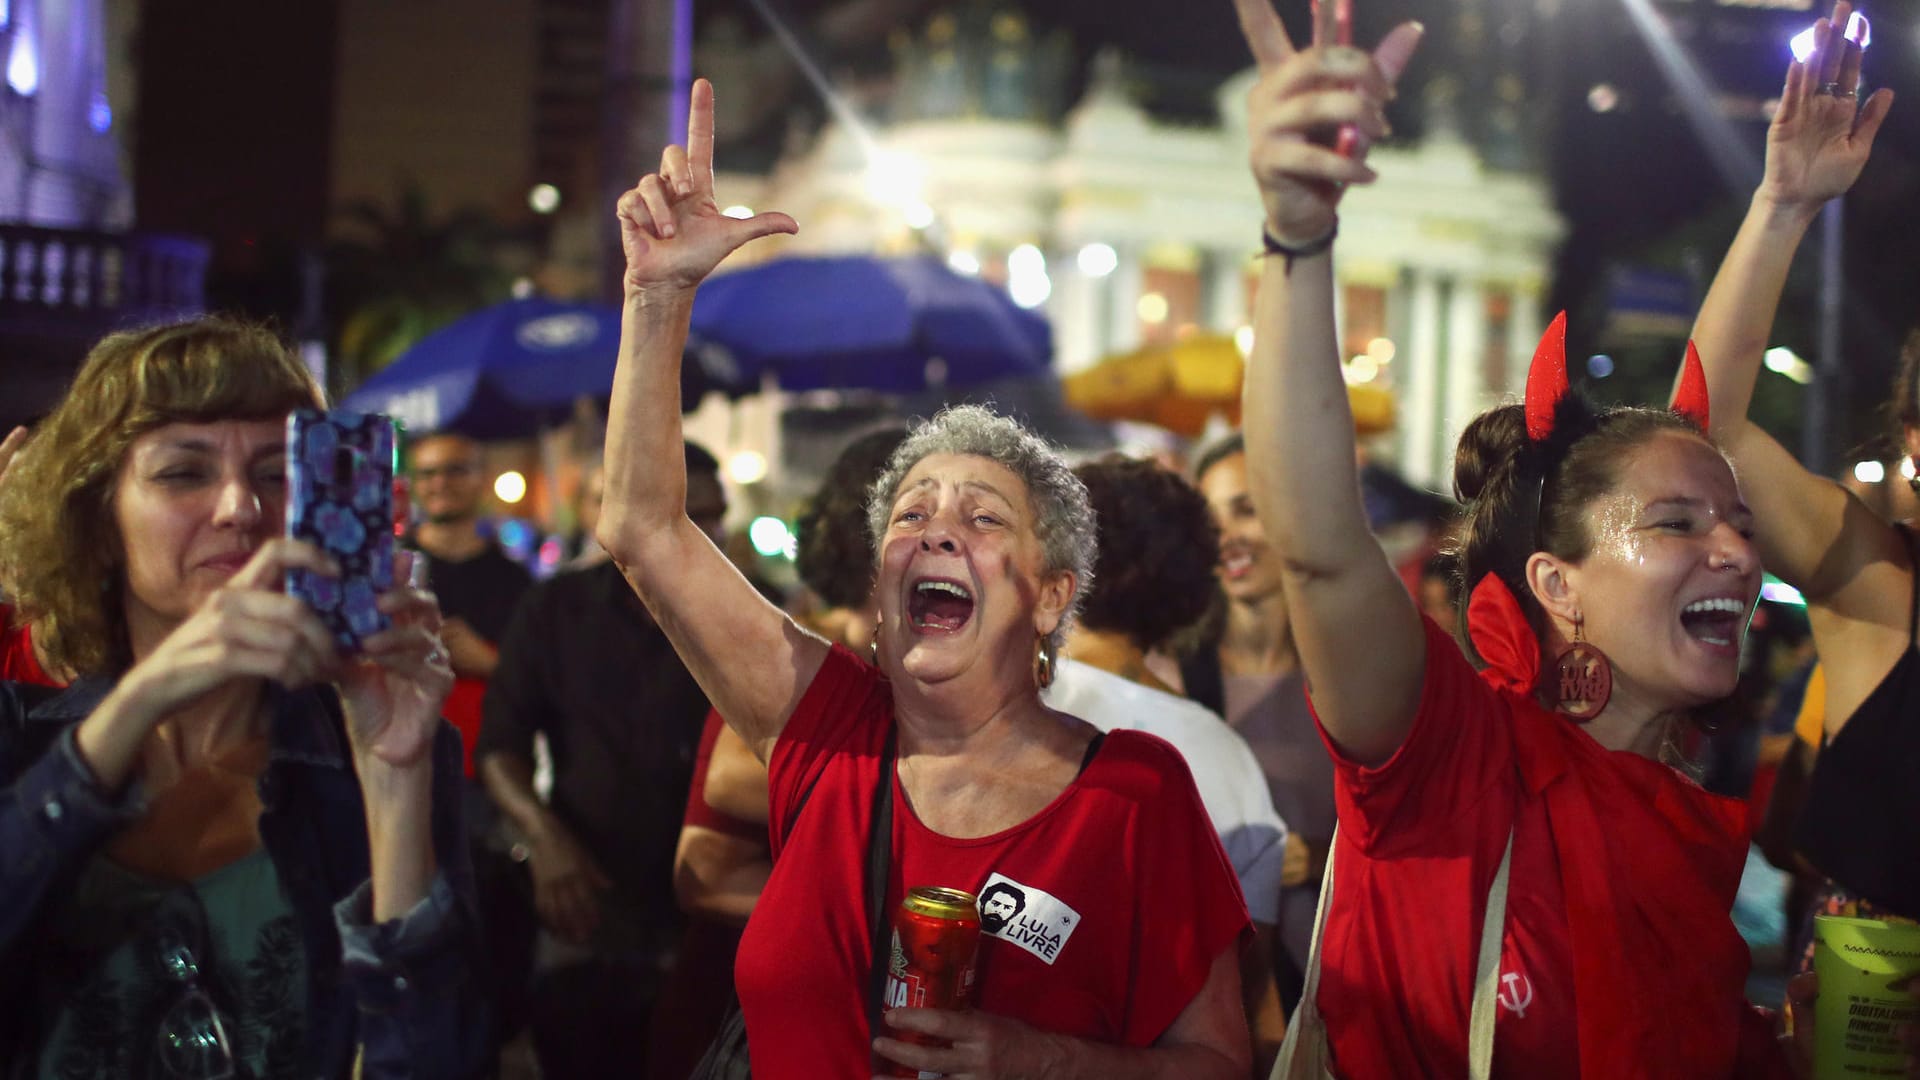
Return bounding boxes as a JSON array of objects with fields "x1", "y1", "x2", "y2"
[{"x1": 1553, "y1": 617, "x2": 1612, "y2": 722}]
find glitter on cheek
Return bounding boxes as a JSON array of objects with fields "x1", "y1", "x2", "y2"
[{"x1": 1584, "y1": 495, "x2": 1642, "y2": 563}]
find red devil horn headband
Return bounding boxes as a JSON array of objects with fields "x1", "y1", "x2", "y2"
[
  {"x1": 1523, "y1": 312, "x2": 1570, "y2": 442},
  {"x1": 1670, "y1": 340, "x2": 1711, "y2": 430},
  {"x1": 1521, "y1": 313, "x2": 1711, "y2": 441}
]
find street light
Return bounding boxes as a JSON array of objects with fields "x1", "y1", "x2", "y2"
[
  {"x1": 727, "y1": 450, "x2": 769, "y2": 485},
  {"x1": 494, "y1": 471, "x2": 528, "y2": 504},
  {"x1": 1077, "y1": 243, "x2": 1118, "y2": 278},
  {"x1": 1008, "y1": 244, "x2": 1050, "y2": 309},
  {"x1": 867, "y1": 151, "x2": 923, "y2": 208},
  {"x1": 6, "y1": 25, "x2": 38, "y2": 95}
]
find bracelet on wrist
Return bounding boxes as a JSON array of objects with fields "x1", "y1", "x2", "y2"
[{"x1": 1261, "y1": 221, "x2": 1338, "y2": 273}]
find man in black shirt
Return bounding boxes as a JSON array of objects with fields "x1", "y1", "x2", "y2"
[
  {"x1": 406, "y1": 430, "x2": 536, "y2": 1068},
  {"x1": 477, "y1": 443, "x2": 725, "y2": 1076},
  {"x1": 408, "y1": 431, "x2": 532, "y2": 767}
]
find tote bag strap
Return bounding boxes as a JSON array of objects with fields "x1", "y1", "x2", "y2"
[
  {"x1": 1466, "y1": 829, "x2": 1516, "y2": 1080},
  {"x1": 1271, "y1": 825, "x2": 1515, "y2": 1080},
  {"x1": 1270, "y1": 824, "x2": 1341, "y2": 1079}
]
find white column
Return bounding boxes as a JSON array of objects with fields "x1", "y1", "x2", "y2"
[
  {"x1": 1104, "y1": 243, "x2": 1144, "y2": 358},
  {"x1": 1508, "y1": 284, "x2": 1546, "y2": 398},
  {"x1": 1204, "y1": 248, "x2": 1248, "y2": 334},
  {"x1": 1401, "y1": 269, "x2": 1443, "y2": 489},
  {"x1": 1052, "y1": 256, "x2": 1103, "y2": 376},
  {"x1": 1444, "y1": 279, "x2": 1488, "y2": 488}
]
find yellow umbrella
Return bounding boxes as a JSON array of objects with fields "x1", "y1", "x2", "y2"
[{"x1": 1064, "y1": 334, "x2": 1396, "y2": 437}]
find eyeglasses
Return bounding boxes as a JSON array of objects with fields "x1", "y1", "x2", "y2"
[{"x1": 151, "y1": 921, "x2": 236, "y2": 1080}]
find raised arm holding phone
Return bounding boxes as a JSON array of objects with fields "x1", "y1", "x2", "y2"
[{"x1": 1233, "y1": 0, "x2": 1811, "y2": 1073}]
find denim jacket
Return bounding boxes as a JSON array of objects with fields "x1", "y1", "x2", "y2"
[{"x1": 0, "y1": 677, "x2": 489, "y2": 1078}]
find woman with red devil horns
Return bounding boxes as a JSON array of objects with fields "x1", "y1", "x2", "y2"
[{"x1": 1231, "y1": 0, "x2": 1801, "y2": 1074}]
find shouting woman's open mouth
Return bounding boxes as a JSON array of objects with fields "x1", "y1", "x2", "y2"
[{"x1": 909, "y1": 578, "x2": 975, "y2": 633}]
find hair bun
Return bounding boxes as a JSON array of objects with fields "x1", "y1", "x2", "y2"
[{"x1": 1452, "y1": 404, "x2": 1530, "y2": 505}]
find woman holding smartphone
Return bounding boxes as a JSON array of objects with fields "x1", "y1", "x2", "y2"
[{"x1": 0, "y1": 318, "x2": 485, "y2": 1077}]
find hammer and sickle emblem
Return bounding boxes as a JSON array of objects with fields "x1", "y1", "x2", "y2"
[{"x1": 1498, "y1": 972, "x2": 1534, "y2": 1018}]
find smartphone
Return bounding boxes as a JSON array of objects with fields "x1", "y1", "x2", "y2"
[
  {"x1": 1311, "y1": 0, "x2": 1362, "y2": 159},
  {"x1": 1847, "y1": 11, "x2": 1871, "y2": 51},
  {"x1": 286, "y1": 409, "x2": 396, "y2": 651}
]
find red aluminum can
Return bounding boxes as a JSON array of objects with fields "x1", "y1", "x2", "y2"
[{"x1": 879, "y1": 886, "x2": 981, "y2": 1078}]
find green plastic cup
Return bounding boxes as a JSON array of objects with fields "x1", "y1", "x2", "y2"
[{"x1": 1812, "y1": 914, "x2": 1920, "y2": 1078}]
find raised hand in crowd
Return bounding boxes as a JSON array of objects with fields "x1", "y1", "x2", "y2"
[
  {"x1": 1233, "y1": 0, "x2": 1425, "y2": 763},
  {"x1": 1760, "y1": 1, "x2": 1892, "y2": 217},
  {"x1": 617, "y1": 79, "x2": 797, "y2": 301},
  {"x1": 1235, "y1": 0, "x2": 1420, "y2": 248},
  {"x1": 601, "y1": 76, "x2": 813, "y2": 760},
  {"x1": 1694, "y1": 0, "x2": 1892, "y2": 453}
]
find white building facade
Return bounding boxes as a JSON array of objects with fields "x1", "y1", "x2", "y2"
[
  {"x1": 0, "y1": 0, "x2": 131, "y2": 228},
  {"x1": 715, "y1": 45, "x2": 1564, "y2": 489}
]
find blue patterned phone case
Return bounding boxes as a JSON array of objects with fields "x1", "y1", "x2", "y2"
[{"x1": 286, "y1": 409, "x2": 396, "y2": 651}]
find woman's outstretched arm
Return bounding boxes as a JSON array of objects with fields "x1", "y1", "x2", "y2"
[
  {"x1": 1234, "y1": 0, "x2": 1425, "y2": 766},
  {"x1": 1691, "y1": 2, "x2": 1895, "y2": 610},
  {"x1": 1689, "y1": 3, "x2": 1906, "y2": 732},
  {"x1": 597, "y1": 78, "x2": 825, "y2": 762}
]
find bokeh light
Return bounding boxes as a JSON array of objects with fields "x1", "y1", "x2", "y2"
[{"x1": 494, "y1": 470, "x2": 527, "y2": 504}]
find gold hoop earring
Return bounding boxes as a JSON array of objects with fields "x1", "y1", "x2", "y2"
[
  {"x1": 1032, "y1": 634, "x2": 1056, "y2": 690},
  {"x1": 868, "y1": 615, "x2": 881, "y2": 666}
]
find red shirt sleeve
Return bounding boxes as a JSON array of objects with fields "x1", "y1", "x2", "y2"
[
  {"x1": 1112, "y1": 734, "x2": 1253, "y2": 1045},
  {"x1": 0, "y1": 607, "x2": 58, "y2": 688},
  {"x1": 683, "y1": 709, "x2": 768, "y2": 842},
  {"x1": 1315, "y1": 616, "x2": 1515, "y2": 857},
  {"x1": 766, "y1": 644, "x2": 889, "y2": 856}
]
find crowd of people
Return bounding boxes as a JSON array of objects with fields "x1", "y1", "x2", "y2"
[{"x1": 0, "y1": 0, "x2": 1915, "y2": 1076}]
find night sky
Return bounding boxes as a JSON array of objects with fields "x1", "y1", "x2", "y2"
[{"x1": 132, "y1": 0, "x2": 1920, "y2": 461}]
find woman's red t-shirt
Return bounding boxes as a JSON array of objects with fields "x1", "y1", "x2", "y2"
[
  {"x1": 735, "y1": 645, "x2": 1249, "y2": 1078},
  {"x1": 1314, "y1": 617, "x2": 1787, "y2": 1078}
]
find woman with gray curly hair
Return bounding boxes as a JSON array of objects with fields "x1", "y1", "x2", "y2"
[
  {"x1": 862, "y1": 403, "x2": 1098, "y2": 663},
  {"x1": 597, "y1": 79, "x2": 1252, "y2": 1079}
]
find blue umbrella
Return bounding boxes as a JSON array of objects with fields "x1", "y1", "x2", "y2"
[
  {"x1": 342, "y1": 297, "x2": 626, "y2": 439},
  {"x1": 689, "y1": 254, "x2": 1051, "y2": 393}
]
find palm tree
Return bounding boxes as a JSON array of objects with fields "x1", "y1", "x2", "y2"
[{"x1": 325, "y1": 184, "x2": 514, "y2": 392}]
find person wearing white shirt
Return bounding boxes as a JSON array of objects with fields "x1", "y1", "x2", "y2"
[{"x1": 1055, "y1": 456, "x2": 1292, "y2": 1072}]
